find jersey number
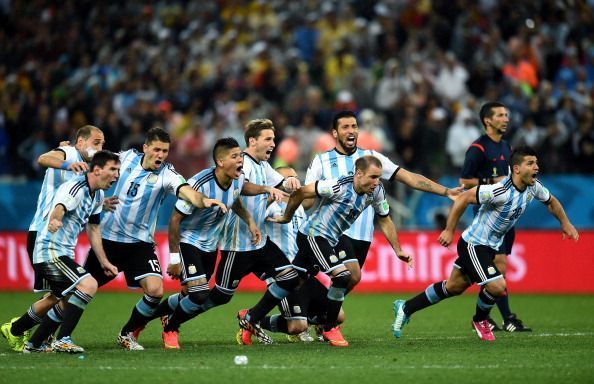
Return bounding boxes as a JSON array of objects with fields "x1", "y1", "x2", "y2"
[
  {"x1": 510, "y1": 207, "x2": 523, "y2": 220},
  {"x1": 127, "y1": 182, "x2": 140, "y2": 197},
  {"x1": 148, "y1": 259, "x2": 161, "y2": 273}
]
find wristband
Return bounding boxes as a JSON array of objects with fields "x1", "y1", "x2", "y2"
[
  {"x1": 60, "y1": 161, "x2": 72, "y2": 170},
  {"x1": 169, "y1": 252, "x2": 181, "y2": 264}
]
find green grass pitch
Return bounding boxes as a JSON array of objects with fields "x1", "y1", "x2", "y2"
[{"x1": 1, "y1": 292, "x2": 593, "y2": 383}]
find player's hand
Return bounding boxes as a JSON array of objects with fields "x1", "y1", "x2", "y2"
[
  {"x1": 67, "y1": 161, "x2": 90, "y2": 173},
  {"x1": 561, "y1": 223, "x2": 579, "y2": 241},
  {"x1": 249, "y1": 224, "x2": 262, "y2": 245},
  {"x1": 396, "y1": 249, "x2": 414, "y2": 269},
  {"x1": 59, "y1": 140, "x2": 70, "y2": 147},
  {"x1": 446, "y1": 186, "x2": 465, "y2": 201},
  {"x1": 101, "y1": 261, "x2": 118, "y2": 277},
  {"x1": 48, "y1": 219, "x2": 63, "y2": 233},
  {"x1": 282, "y1": 177, "x2": 301, "y2": 193},
  {"x1": 438, "y1": 229, "x2": 454, "y2": 248},
  {"x1": 167, "y1": 263, "x2": 182, "y2": 280},
  {"x1": 102, "y1": 196, "x2": 119, "y2": 212},
  {"x1": 266, "y1": 214, "x2": 290, "y2": 224},
  {"x1": 203, "y1": 198, "x2": 227, "y2": 213},
  {"x1": 266, "y1": 187, "x2": 289, "y2": 202}
]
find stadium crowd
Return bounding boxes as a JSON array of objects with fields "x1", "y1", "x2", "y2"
[{"x1": 1, "y1": 0, "x2": 594, "y2": 180}]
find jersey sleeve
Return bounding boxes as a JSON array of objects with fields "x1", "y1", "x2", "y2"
[
  {"x1": 305, "y1": 155, "x2": 323, "y2": 184},
  {"x1": 163, "y1": 164, "x2": 188, "y2": 196},
  {"x1": 315, "y1": 178, "x2": 341, "y2": 198},
  {"x1": 460, "y1": 146, "x2": 484, "y2": 179},
  {"x1": 92, "y1": 191, "x2": 104, "y2": 215},
  {"x1": 370, "y1": 150, "x2": 400, "y2": 180},
  {"x1": 175, "y1": 174, "x2": 200, "y2": 215},
  {"x1": 534, "y1": 180, "x2": 551, "y2": 203},
  {"x1": 372, "y1": 184, "x2": 390, "y2": 217},
  {"x1": 263, "y1": 161, "x2": 285, "y2": 187},
  {"x1": 54, "y1": 181, "x2": 85, "y2": 212},
  {"x1": 476, "y1": 183, "x2": 507, "y2": 206}
]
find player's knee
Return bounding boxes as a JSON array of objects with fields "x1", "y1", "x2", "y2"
[
  {"x1": 331, "y1": 269, "x2": 352, "y2": 289},
  {"x1": 187, "y1": 283, "x2": 210, "y2": 305},
  {"x1": 287, "y1": 320, "x2": 308, "y2": 335},
  {"x1": 274, "y1": 268, "x2": 301, "y2": 292},
  {"x1": 144, "y1": 283, "x2": 163, "y2": 299},
  {"x1": 41, "y1": 293, "x2": 60, "y2": 306},
  {"x1": 486, "y1": 280, "x2": 507, "y2": 297},
  {"x1": 77, "y1": 276, "x2": 98, "y2": 295},
  {"x1": 210, "y1": 286, "x2": 234, "y2": 306}
]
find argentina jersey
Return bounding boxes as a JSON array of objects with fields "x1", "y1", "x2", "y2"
[
  {"x1": 220, "y1": 153, "x2": 284, "y2": 252},
  {"x1": 102, "y1": 149, "x2": 187, "y2": 244},
  {"x1": 462, "y1": 177, "x2": 551, "y2": 250},
  {"x1": 34, "y1": 175, "x2": 103, "y2": 263},
  {"x1": 265, "y1": 201, "x2": 307, "y2": 262},
  {"x1": 176, "y1": 167, "x2": 245, "y2": 252},
  {"x1": 305, "y1": 147, "x2": 399, "y2": 242},
  {"x1": 29, "y1": 146, "x2": 85, "y2": 231},
  {"x1": 300, "y1": 176, "x2": 390, "y2": 247}
]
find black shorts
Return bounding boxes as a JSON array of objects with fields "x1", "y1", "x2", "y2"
[
  {"x1": 292, "y1": 232, "x2": 345, "y2": 275},
  {"x1": 454, "y1": 238, "x2": 503, "y2": 286},
  {"x1": 178, "y1": 242, "x2": 218, "y2": 285},
  {"x1": 278, "y1": 277, "x2": 330, "y2": 324},
  {"x1": 27, "y1": 231, "x2": 51, "y2": 292},
  {"x1": 497, "y1": 227, "x2": 515, "y2": 255},
  {"x1": 216, "y1": 238, "x2": 292, "y2": 292},
  {"x1": 336, "y1": 235, "x2": 372, "y2": 267},
  {"x1": 85, "y1": 239, "x2": 162, "y2": 288},
  {"x1": 33, "y1": 256, "x2": 91, "y2": 299}
]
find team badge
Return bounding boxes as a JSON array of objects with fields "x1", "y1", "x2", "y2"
[
  {"x1": 147, "y1": 174, "x2": 158, "y2": 184},
  {"x1": 293, "y1": 306, "x2": 302, "y2": 314},
  {"x1": 188, "y1": 265, "x2": 197, "y2": 275},
  {"x1": 232, "y1": 280, "x2": 240, "y2": 288},
  {"x1": 233, "y1": 189, "x2": 240, "y2": 199},
  {"x1": 329, "y1": 254, "x2": 338, "y2": 263},
  {"x1": 381, "y1": 200, "x2": 389, "y2": 211},
  {"x1": 338, "y1": 250, "x2": 346, "y2": 259},
  {"x1": 77, "y1": 267, "x2": 86, "y2": 274},
  {"x1": 480, "y1": 190, "x2": 491, "y2": 202},
  {"x1": 487, "y1": 266, "x2": 496, "y2": 275}
]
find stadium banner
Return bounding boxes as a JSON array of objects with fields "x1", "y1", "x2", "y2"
[{"x1": 0, "y1": 231, "x2": 592, "y2": 293}]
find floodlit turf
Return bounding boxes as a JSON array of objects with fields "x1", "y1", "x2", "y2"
[{"x1": 1, "y1": 292, "x2": 593, "y2": 383}]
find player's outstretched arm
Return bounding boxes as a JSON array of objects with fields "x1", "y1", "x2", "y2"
[
  {"x1": 38, "y1": 148, "x2": 89, "y2": 173},
  {"x1": 166, "y1": 210, "x2": 184, "y2": 279},
  {"x1": 268, "y1": 183, "x2": 316, "y2": 224},
  {"x1": 377, "y1": 215, "x2": 413, "y2": 268},
  {"x1": 546, "y1": 195, "x2": 579, "y2": 241},
  {"x1": 438, "y1": 188, "x2": 477, "y2": 248},
  {"x1": 241, "y1": 181, "x2": 288, "y2": 201},
  {"x1": 395, "y1": 168, "x2": 462, "y2": 200},
  {"x1": 178, "y1": 185, "x2": 227, "y2": 212},
  {"x1": 87, "y1": 223, "x2": 118, "y2": 277}
]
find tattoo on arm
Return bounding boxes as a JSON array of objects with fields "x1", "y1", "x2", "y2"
[{"x1": 417, "y1": 181, "x2": 432, "y2": 191}]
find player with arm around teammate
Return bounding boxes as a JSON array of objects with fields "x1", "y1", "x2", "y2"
[
  {"x1": 271, "y1": 156, "x2": 413, "y2": 337},
  {"x1": 392, "y1": 146, "x2": 579, "y2": 341}
]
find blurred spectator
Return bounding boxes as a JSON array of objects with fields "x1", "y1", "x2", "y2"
[{"x1": 446, "y1": 108, "x2": 481, "y2": 170}]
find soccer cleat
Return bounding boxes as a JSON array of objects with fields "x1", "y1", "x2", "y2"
[
  {"x1": 287, "y1": 329, "x2": 314, "y2": 343},
  {"x1": 23, "y1": 342, "x2": 53, "y2": 353},
  {"x1": 503, "y1": 314, "x2": 532, "y2": 332},
  {"x1": 486, "y1": 316, "x2": 502, "y2": 332},
  {"x1": 391, "y1": 300, "x2": 410, "y2": 338},
  {"x1": 236, "y1": 328, "x2": 253, "y2": 345},
  {"x1": 1, "y1": 317, "x2": 26, "y2": 352},
  {"x1": 51, "y1": 336, "x2": 85, "y2": 353},
  {"x1": 117, "y1": 332, "x2": 145, "y2": 351},
  {"x1": 132, "y1": 324, "x2": 146, "y2": 341},
  {"x1": 237, "y1": 309, "x2": 273, "y2": 345},
  {"x1": 320, "y1": 326, "x2": 348, "y2": 347},
  {"x1": 162, "y1": 331, "x2": 180, "y2": 350},
  {"x1": 471, "y1": 319, "x2": 496, "y2": 341}
]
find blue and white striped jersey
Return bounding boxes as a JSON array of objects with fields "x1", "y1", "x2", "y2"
[
  {"x1": 305, "y1": 147, "x2": 399, "y2": 242},
  {"x1": 300, "y1": 176, "x2": 390, "y2": 247},
  {"x1": 102, "y1": 149, "x2": 187, "y2": 244},
  {"x1": 29, "y1": 146, "x2": 85, "y2": 231},
  {"x1": 176, "y1": 167, "x2": 245, "y2": 252},
  {"x1": 220, "y1": 153, "x2": 284, "y2": 252},
  {"x1": 462, "y1": 177, "x2": 551, "y2": 250},
  {"x1": 265, "y1": 201, "x2": 307, "y2": 262},
  {"x1": 34, "y1": 175, "x2": 103, "y2": 263}
]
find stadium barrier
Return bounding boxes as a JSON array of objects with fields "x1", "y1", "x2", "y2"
[{"x1": 1, "y1": 231, "x2": 592, "y2": 293}]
